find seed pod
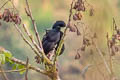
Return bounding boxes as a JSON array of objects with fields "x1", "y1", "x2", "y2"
[
  {"x1": 83, "y1": 38, "x2": 91, "y2": 46},
  {"x1": 12, "y1": 15, "x2": 16, "y2": 22},
  {"x1": 68, "y1": 23, "x2": 76, "y2": 32},
  {"x1": 81, "y1": 45, "x2": 86, "y2": 51},
  {"x1": 2, "y1": 9, "x2": 11, "y2": 22},
  {"x1": 74, "y1": 24, "x2": 81, "y2": 36},
  {"x1": 5, "y1": 17, "x2": 9, "y2": 22},
  {"x1": 2, "y1": 9, "x2": 10, "y2": 18},
  {"x1": 9, "y1": 17, "x2": 13, "y2": 22},
  {"x1": 73, "y1": 1, "x2": 85, "y2": 12},
  {"x1": 93, "y1": 33, "x2": 97, "y2": 38},
  {"x1": 17, "y1": 17, "x2": 21, "y2": 25},
  {"x1": 117, "y1": 29, "x2": 120, "y2": 35},
  {"x1": 77, "y1": 29, "x2": 81, "y2": 36},
  {"x1": 0, "y1": 22, "x2": 1, "y2": 27},
  {"x1": 75, "y1": 52, "x2": 81, "y2": 59},
  {"x1": 115, "y1": 46, "x2": 119, "y2": 52},
  {"x1": 73, "y1": 13, "x2": 82, "y2": 21},
  {"x1": 73, "y1": 14, "x2": 79, "y2": 21},
  {"x1": 78, "y1": 12, "x2": 83, "y2": 19},
  {"x1": 73, "y1": 2, "x2": 79, "y2": 10},
  {"x1": 3, "y1": 16, "x2": 8, "y2": 21},
  {"x1": 8, "y1": 12, "x2": 13, "y2": 22},
  {"x1": 13, "y1": 14, "x2": 21, "y2": 25},
  {"x1": 0, "y1": 13, "x2": 2, "y2": 19},
  {"x1": 89, "y1": 8, "x2": 94, "y2": 16},
  {"x1": 77, "y1": 3, "x2": 85, "y2": 11},
  {"x1": 111, "y1": 47, "x2": 115, "y2": 56},
  {"x1": 116, "y1": 34, "x2": 120, "y2": 40}
]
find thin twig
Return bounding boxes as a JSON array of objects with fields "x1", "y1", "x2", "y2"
[
  {"x1": 107, "y1": 35, "x2": 113, "y2": 74},
  {"x1": 0, "y1": 68, "x2": 26, "y2": 73},
  {"x1": 25, "y1": 57, "x2": 29, "y2": 80},
  {"x1": 63, "y1": 0, "x2": 75, "y2": 36},
  {"x1": 15, "y1": 24, "x2": 52, "y2": 65},
  {"x1": 22, "y1": 24, "x2": 42, "y2": 56},
  {"x1": 80, "y1": 23, "x2": 112, "y2": 75},
  {"x1": 0, "y1": 65, "x2": 9, "y2": 80},
  {"x1": 24, "y1": 0, "x2": 52, "y2": 65},
  {"x1": 25, "y1": 0, "x2": 42, "y2": 49},
  {"x1": 92, "y1": 55, "x2": 106, "y2": 80},
  {"x1": 14, "y1": 24, "x2": 41, "y2": 58},
  {"x1": 10, "y1": 57, "x2": 48, "y2": 75},
  {"x1": 93, "y1": 41, "x2": 112, "y2": 75},
  {"x1": 9, "y1": 0, "x2": 18, "y2": 11},
  {"x1": 0, "y1": 0, "x2": 10, "y2": 10},
  {"x1": 22, "y1": 24, "x2": 41, "y2": 54}
]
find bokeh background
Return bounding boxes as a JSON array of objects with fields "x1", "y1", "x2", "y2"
[{"x1": 0, "y1": 0, "x2": 120, "y2": 80}]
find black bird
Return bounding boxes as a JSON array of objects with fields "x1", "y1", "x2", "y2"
[{"x1": 42, "y1": 21, "x2": 66, "y2": 55}]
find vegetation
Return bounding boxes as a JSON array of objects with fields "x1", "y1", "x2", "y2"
[{"x1": 0, "y1": 0, "x2": 120, "y2": 80}]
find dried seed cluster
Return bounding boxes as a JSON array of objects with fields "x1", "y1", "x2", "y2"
[
  {"x1": 73, "y1": 0, "x2": 85, "y2": 11},
  {"x1": 75, "y1": 31, "x2": 96, "y2": 59},
  {"x1": 0, "y1": 9, "x2": 21, "y2": 25},
  {"x1": 107, "y1": 19, "x2": 120, "y2": 56},
  {"x1": 73, "y1": 13, "x2": 82, "y2": 21},
  {"x1": 73, "y1": 0, "x2": 85, "y2": 21},
  {"x1": 68, "y1": 0, "x2": 86, "y2": 34},
  {"x1": 68, "y1": 0, "x2": 94, "y2": 35},
  {"x1": 107, "y1": 32, "x2": 120, "y2": 56}
]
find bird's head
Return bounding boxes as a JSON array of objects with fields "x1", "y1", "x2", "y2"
[{"x1": 52, "y1": 21, "x2": 66, "y2": 30}]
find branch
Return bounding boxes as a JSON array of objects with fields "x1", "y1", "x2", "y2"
[
  {"x1": 25, "y1": 0, "x2": 42, "y2": 49},
  {"x1": 25, "y1": 57, "x2": 29, "y2": 80},
  {"x1": 92, "y1": 55, "x2": 106, "y2": 80},
  {"x1": 0, "y1": 68, "x2": 26, "y2": 73},
  {"x1": 22, "y1": 24, "x2": 42, "y2": 55},
  {"x1": 15, "y1": 24, "x2": 52, "y2": 64},
  {"x1": 63, "y1": 0, "x2": 75, "y2": 36},
  {"x1": 93, "y1": 41, "x2": 112, "y2": 75},
  {"x1": 10, "y1": 57, "x2": 48, "y2": 75},
  {"x1": 0, "y1": 65, "x2": 9, "y2": 80},
  {"x1": 24, "y1": 0, "x2": 52, "y2": 65},
  {"x1": 106, "y1": 34, "x2": 113, "y2": 76},
  {"x1": 53, "y1": 0, "x2": 75, "y2": 65},
  {"x1": 0, "y1": 0, "x2": 10, "y2": 10},
  {"x1": 14, "y1": 24, "x2": 41, "y2": 58},
  {"x1": 9, "y1": 0, "x2": 18, "y2": 12}
]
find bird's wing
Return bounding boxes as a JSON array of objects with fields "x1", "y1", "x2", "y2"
[
  {"x1": 43, "y1": 29, "x2": 60, "y2": 43},
  {"x1": 42, "y1": 29, "x2": 61, "y2": 54},
  {"x1": 42, "y1": 29, "x2": 50, "y2": 43}
]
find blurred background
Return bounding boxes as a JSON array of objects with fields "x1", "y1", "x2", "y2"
[{"x1": 0, "y1": 0, "x2": 120, "y2": 80}]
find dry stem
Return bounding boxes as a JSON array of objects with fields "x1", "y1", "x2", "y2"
[
  {"x1": 25, "y1": 0, "x2": 42, "y2": 49},
  {"x1": 0, "y1": 65, "x2": 9, "y2": 80},
  {"x1": 10, "y1": 57, "x2": 48, "y2": 75},
  {"x1": 93, "y1": 41, "x2": 112, "y2": 75},
  {"x1": 14, "y1": 24, "x2": 40, "y2": 58}
]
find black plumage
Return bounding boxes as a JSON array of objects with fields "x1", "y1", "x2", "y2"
[{"x1": 42, "y1": 21, "x2": 66, "y2": 55}]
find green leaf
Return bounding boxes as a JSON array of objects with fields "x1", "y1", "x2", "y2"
[
  {"x1": 6, "y1": 57, "x2": 14, "y2": 64},
  {"x1": 0, "y1": 55, "x2": 2, "y2": 63},
  {"x1": 4, "y1": 50, "x2": 12, "y2": 58},
  {"x1": 18, "y1": 64, "x2": 25, "y2": 69},
  {"x1": 12, "y1": 64, "x2": 18, "y2": 70},
  {"x1": 19, "y1": 69, "x2": 26, "y2": 74},
  {"x1": 18, "y1": 64, "x2": 25, "y2": 74},
  {"x1": 0, "y1": 54, "x2": 5, "y2": 64}
]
